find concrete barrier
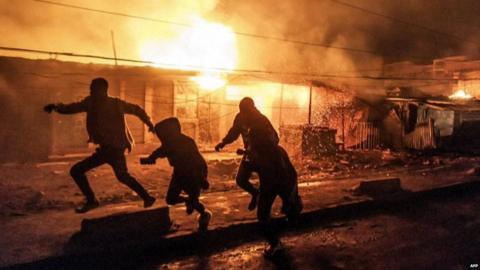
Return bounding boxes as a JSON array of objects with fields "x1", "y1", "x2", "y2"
[{"x1": 354, "y1": 177, "x2": 403, "y2": 197}]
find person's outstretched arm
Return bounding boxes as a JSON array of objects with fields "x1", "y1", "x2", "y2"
[
  {"x1": 140, "y1": 146, "x2": 166, "y2": 164},
  {"x1": 121, "y1": 100, "x2": 154, "y2": 131},
  {"x1": 44, "y1": 97, "x2": 89, "y2": 114},
  {"x1": 215, "y1": 114, "x2": 242, "y2": 151}
]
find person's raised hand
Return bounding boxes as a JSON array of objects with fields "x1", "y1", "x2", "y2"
[
  {"x1": 43, "y1": 104, "x2": 57, "y2": 113},
  {"x1": 215, "y1": 142, "x2": 225, "y2": 152},
  {"x1": 148, "y1": 123, "x2": 155, "y2": 133}
]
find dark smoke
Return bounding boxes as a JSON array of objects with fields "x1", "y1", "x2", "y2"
[
  {"x1": 215, "y1": 0, "x2": 480, "y2": 69},
  {"x1": 1, "y1": 0, "x2": 479, "y2": 77}
]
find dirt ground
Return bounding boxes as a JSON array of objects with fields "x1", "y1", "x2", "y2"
[
  {"x1": 1, "y1": 149, "x2": 480, "y2": 267},
  {"x1": 1, "y1": 150, "x2": 478, "y2": 217},
  {"x1": 0, "y1": 153, "x2": 240, "y2": 217}
]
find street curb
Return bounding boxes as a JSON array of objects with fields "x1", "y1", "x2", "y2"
[{"x1": 6, "y1": 179, "x2": 480, "y2": 270}]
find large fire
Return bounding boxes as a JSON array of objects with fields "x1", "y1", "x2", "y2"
[
  {"x1": 226, "y1": 83, "x2": 310, "y2": 117},
  {"x1": 137, "y1": 15, "x2": 310, "y2": 116},
  {"x1": 138, "y1": 18, "x2": 236, "y2": 90},
  {"x1": 449, "y1": 89, "x2": 473, "y2": 100}
]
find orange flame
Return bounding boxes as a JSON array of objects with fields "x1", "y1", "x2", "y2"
[
  {"x1": 449, "y1": 89, "x2": 472, "y2": 100},
  {"x1": 139, "y1": 17, "x2": 236, "y2": 90}
]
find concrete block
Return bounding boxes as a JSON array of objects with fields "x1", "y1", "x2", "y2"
[
  {"x1": 65, "y1": 207, "x2": 174, "y2": 253},
  {"x1": 355, "y1": 177, "x2": 402, "y2": 197},
  {"x1": 81, "y1": 207, "x2": 172, "y2": 237}
]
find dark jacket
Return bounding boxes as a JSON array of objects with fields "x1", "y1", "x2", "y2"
[
  {"x1": 244, "y1": 109, "x2": 289, "y2": 190},
  {"x1": 220, "y1": 113, "x2": 249, "y2": 148},
  {"x1": 221, "y1": 111, "x2": 280, "y2": 149},
  {"x1": 56, "y1": 96, "x2": 153, "y2": 151},
  {"x1": 148, "y1": 118, "x2": 207, "y2": 178},
  {"x1": 245, "y1": 109, "x2": 279, "y2": 152}
]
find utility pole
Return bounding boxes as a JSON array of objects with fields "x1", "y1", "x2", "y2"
[
  {"x1": 279, "y1": 83, "x2": 284, "y2": 127},
  {"x1": 110, "y1": 30, "x2": 118, "y2": 66},
  {"x1": 308, "y1": 84, "x2": 313, "y2": 125}
]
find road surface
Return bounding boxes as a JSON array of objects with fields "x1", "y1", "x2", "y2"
[{"x1": 152, "y1": 188, "x2": 480, "y2": 270}]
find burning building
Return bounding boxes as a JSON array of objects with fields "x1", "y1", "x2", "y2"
[
  {"x1": 381, "y1": 55, "x2": 480, "y2": 152},
  {"x1": 0, "y1": 55, "x2": 339, "y2": 162},
  {"x1": 383, "y1": 95, "x2": 480, "y2": 152}
]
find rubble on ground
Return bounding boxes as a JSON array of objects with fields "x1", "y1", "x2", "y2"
[
  {"x1": 1, "y1": 150, "x2": 479, "y2": 216},
  {"x1": 297, "y1": 149, "x2": 480, "y2": 182}
]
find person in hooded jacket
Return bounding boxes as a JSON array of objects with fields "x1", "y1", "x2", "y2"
[
  {"x1": 140, "y1": 117, "x2": 212, "y2": 231},
  {"x1": 237, "y1": 97, "x2": 303, "y2": 257},
  {"x1": 44, "y1": 77, "x2": 156, "y2": 213},
  {"x1": 214, "y1": 98, "x2": 276, "y2": 211}
]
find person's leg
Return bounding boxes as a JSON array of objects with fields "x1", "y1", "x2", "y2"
[
  {"x1": 236, "y1": 158, "x2": 258, "y2": 210},
  {"x1": 236, "y1": 158, "x2": 257, "y2": 195},
  {"x1": 185, "y1": 180, "x2": 212, "y2": 231},
  {"x1": 107, "y1": 149, "x2": 155, "y2": 207},
  {"x1": 184, "y1": 180, "x2": 206, "y2": 215},
  {"x1": 166, "y1": 176, "x2": 188, "y2": 205},
  {"x1": 279, "y1": 185, "x2": 303, "y2": 226},
  {"x1": 275, "y1": 145, "x2": 302, "y2": 222},
  {"x1": 257, "y1": 188, "x2": 279, "y2": 251},
  {"x1": 69, "y1": 151, "x2": 106, "y2": 213}
]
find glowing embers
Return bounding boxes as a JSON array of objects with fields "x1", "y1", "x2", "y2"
[{"x1": 449, "y1": 89, "x2": 473, "y2": 100}]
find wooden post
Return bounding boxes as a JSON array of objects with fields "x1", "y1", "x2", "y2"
[
  {"x1": 144, "y1": 83, "x2": 153, "y2": 143},
  {"x1": 207, "y1": 93, "x2": 212, "y2": 144},
  {"x1": 110, "y1": 30, "x2": 118, "y2": 66},
  {"x1": 279, "y1": 83, "x2": 284, "y2": 127},
  {"x1": 308, "y1": 84, "x2": 313, "y2": 125},
  {"x1": 341, "y1": 94, "x2": 345, "y2": 151}
]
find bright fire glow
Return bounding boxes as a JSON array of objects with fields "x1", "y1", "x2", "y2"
[
  {"x1": 190, "y1": 73, "x2": 226, "y2": 90},
  {"x1": 226, "y1": 84, "x2": 277, "y2": 113},
  {"x1": 449, "y1": 89, "x2": 473, "y2": 100},
  {"x1": 225, "y1": 84, "x2": 310, "y2": 116},
  {"x1": 139, "y1": 18, "x2": 236, "y2": 90}
]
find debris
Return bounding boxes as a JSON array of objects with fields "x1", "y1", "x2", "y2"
[
  {"x1": 353, "y1": 177, "x2": 403, "y2": 197},
  {"x1": 307, "y1": 164, "x2": 321, "y2": 171},
  {"x1": 466, "y1": 167, "x2": 480, "y2": 176},
  {"x1": 339, "y1": 160, "x2": 350, "y2": 165},
  {"x1": 432, "y1": 157, "x2": 442, "y2": 166},
  {"x1": 36, "y1": 161, "x2": 69, "y2": 168}
]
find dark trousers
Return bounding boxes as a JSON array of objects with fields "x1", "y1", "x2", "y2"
[
  {"x1": 255, "y1": 146, "x2": 303, "y2": 246},
  {"x1": 236, "y1": 157, "x2": 258, "y2": 196},
  {"x1": 257, "y1": 185, "x2": 302, "y2": 246},
  {"x1": 165, "y1": 173, "x2": 205, "y2": 214},
  {"x1": 70, "y1": 147, "x2": 150, "y2": 202}
]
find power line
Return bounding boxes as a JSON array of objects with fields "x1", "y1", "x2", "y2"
[
  {"x1": 33, "y1": 0, "x2": 380, "y2": 56},
  {"x1": 0, "y1": 45, "x2": 231, "y2": 72},
  {"x1": 30, "y1": 0, "x2": 449, "y2": 61},
  {"x1": 330, "y1": 0, "x2": 479, "y2": 47},
  {"x1": 1, "y1": 46, "x2": 476, "y2": 82}
]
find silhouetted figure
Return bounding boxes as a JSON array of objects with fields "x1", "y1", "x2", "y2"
[
  {"x1": 44, "y1": 77, "x2": 156, "y2": 213},
  {"x1": 236, "y1": 97, "x2": 303, "y2": 257},
  {"x1": 215, "y1": 98, "x2": 270, "y2": 211},
  {"x1": 140, "y1": 117, "x2": 212, "y2": 231}
]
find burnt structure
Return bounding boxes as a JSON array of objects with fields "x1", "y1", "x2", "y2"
[
  {"x1": 384, "y1": 97, "x2": 480, "y2": 152},
  {"x1": 0, "y1": 56, "x2": 334, "y2": 162}
]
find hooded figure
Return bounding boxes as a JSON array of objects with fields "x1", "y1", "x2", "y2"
[
  {"x1": 44, "y1": 77, "x2": 156, "y2": 213},
  {"x1": 215, "y1": 97, "x2": 280, "y2": 211},
  {"x1": 141, "y1": 117, "x2": 211, "y2": 232},
  {"x1": 232, "y1": 97, "x2": 302, "y2": 257}
]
